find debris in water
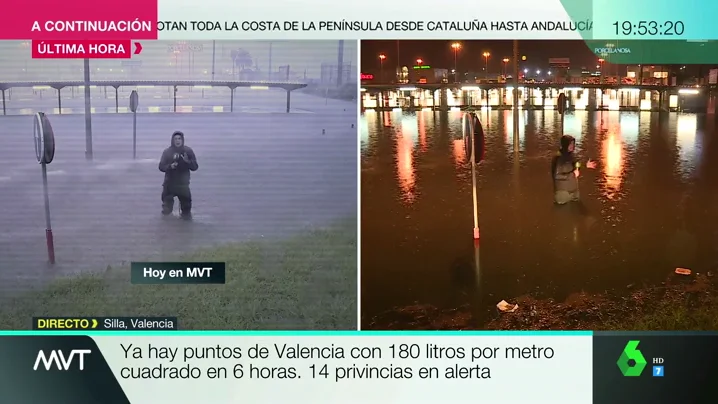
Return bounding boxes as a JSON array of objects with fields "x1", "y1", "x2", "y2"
[
  {"x1": 497, "y1": 300, "x2": 519, "y2": 313},
  {"x1": 675, "y1": 268, "x2": 692, "y2": 276}
]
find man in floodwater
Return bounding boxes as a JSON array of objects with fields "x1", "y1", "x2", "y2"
[
  {"x1": 159, "y1": 131, "x2": 198, "y2": 218},
  {"x1": 552, "y1": 135, "x2": 596, "y2": 205}
]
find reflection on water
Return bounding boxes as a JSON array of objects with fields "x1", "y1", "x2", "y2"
[
  {"x1": 503, "y1": 110, "x2": 526, "y2": 146},
  {"x1": 448, "y1": 110, "x2": 466, "y2": 167},
  {"x1": 418, "y1": 111, "x2": 428, "y2": 152},
  {"x1": 361, "y1": 110, "x2": 718, "y2": 327},
  {"x1": 452, "y1": 138, "x2": 465, "y2": 167},
  {"x1": 564, "y1": 112, "x2": 584, "y2": 143},
  {"x1": 677, "y1": 114, "x2": 699, "y2": 175},
  {"x1": 602, "y1": 123, "x2": 624, "y2": 198},
  {"x1": 397, "y1": 114, "x2": 417, "y2": 203}
]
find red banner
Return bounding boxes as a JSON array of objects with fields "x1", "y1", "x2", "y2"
[
  {"x1": 0, "y1": 0, "x2": 158, "y2": 40},
  {"x1": 31, "y1": 40, "x2": 143, "y2": 59}
]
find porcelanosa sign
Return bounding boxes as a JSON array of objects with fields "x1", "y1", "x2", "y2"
[{"x1": 594, "y1": 47, "x2": 631, "y2": 54}]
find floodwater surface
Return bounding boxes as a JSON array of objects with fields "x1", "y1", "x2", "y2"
[
  {"x1": 360, "y1": 109, "x2": 718, "y2": 327},
  {"x1": 0, "y1": 95, "x2": 357, "y2": 294}
]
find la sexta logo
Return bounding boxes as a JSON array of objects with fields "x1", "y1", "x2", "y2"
[
  {"x1": 616, "y1": 341, "x2": 647, "y2": 377},
  {"x1": 33, "y1": 349, "x2": 91, "y2": 371}
]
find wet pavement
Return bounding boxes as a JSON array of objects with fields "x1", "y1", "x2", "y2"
[
  {"x1": 360, "y1": 109, "x2": 718, "y2": 328},
  {"x1": 0, "y1": 93, "x2": 357, "y2": 295}
]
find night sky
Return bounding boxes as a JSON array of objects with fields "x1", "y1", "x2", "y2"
[{"x1": 360, "y1": 40, "x2": 602, "y2": 74}]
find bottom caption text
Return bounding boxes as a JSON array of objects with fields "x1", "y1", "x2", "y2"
[
  {"x1": 118, "y1": 341, "x2": 556, "y2": 380},
  {"x1": 98, "y1": 335, "x2": 592, "y2": 402}
]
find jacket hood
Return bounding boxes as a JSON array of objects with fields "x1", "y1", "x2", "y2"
[
  {"x1": 559, "y1": 135, "x2": 575, "y2": 154},
  {"x1": 171, "y1": 131, "x2": 185, "y2": 148}
]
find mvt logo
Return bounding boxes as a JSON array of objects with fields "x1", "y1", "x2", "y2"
[{"x1": 33, "y1": 349, "x2": 91, "y2": 371}]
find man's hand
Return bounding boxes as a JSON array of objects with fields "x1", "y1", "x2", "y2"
[
  {"x1": 181, "y1": 153, "x2": 191, "y2": 163},
  {"x1": 170, "y1": 162, "x2": 178, "y2": 169},
  {"x1": 573, "y1": 169, "x2": 580, "y2": 178},
  {"x1": 586, "y1": 159, "x2": 597, "y2": 169}
]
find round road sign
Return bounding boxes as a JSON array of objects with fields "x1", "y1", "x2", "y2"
[
  {"x1": 33, "y1": 112, "x2": 55, "y2": 164},
  {"x1": 130, "y1": 90, "x2": 139, "y2": 113},
  {"x1": 462, "y1": 112, "x2": 474, "y2": 163},
  {"x1": 33, "y1": 114, "x2": 44, "y2": 162},
  {"x1": 557, "y1": 93, "x2": 567, "y2": 114}
]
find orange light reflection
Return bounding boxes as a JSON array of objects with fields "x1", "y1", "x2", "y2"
[
  {"x1": 396, "y1": 123, "x2": 416, "y2": 203},
  {"x1": 418, "y1": 111, "x2": 428, "y2": 151},
  {"x1": 382, "y1": 111, "x2": 392, "y2": 127},
  {"x1": 503, "y1": 111, "x2": 512, "y2": 143},
  {"x1": 453, "y1": 139, "x2": 465, "y2": 166},
  {"x1": 601, "y1": 129, "x2": 623, "y2": 198}
]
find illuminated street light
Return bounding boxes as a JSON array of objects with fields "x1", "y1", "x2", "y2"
[
  {"x1": 482, "y1": 52, "x2": 490, "y2": 77},
  {"x1": 451, "y1": 43, "x2": 461, "y2": 82},
  {"x1": 378, "y1": 54, "x2": 386, "y2": 82}
]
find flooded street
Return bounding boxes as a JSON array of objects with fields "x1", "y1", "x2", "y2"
[
  {"x1": 0, "y1": 99, "x2": 357, "y2": 295},
  {"x1": 360, "y1": 109, "x2": 718, "y2": 328}
]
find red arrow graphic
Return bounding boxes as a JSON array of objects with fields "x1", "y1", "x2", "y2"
[{"x1": 134, "y1": 42, "x2": 143, "y2": 55}]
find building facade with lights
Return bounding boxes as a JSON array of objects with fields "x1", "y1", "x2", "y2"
[
  {"x1": 397, "y1": 65, "x2": 448, "y2": 84},
  {"x1": 625, "y1": 65, "x2": 671, "y2": 85}
]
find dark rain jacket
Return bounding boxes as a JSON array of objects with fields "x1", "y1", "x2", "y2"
[
  {"x1": 158, "y1": 131, "x2": 198, "y2": 186},
  {"x1": 551, "y1": 135, "x2": 579, "y2": 193}
]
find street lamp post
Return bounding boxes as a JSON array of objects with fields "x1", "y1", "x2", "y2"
[
  {"x1": 211, "y1": 40, "x2": 216, "y2": 81},
  {"x1": 379, "y1": 54, "x2": 386, "y2": 82},
  {"x1": 502, "y1": 58, "x2": 509, "y2": 77},
  {"x1": 19, "y1": 41, "x2": 31, "y2": 79},
  {"x1": 268, "y1": 42, "x2": 273, "y2": 81},
  {"x1": 415, "y1": 59, "x2": 423, "y2": 83},
  {"x1": 451, "y1": 43, "x2": 461, "y2": 82},
  {"x1": 482, "y1": 52, "x2": 490, "y2": 78}
]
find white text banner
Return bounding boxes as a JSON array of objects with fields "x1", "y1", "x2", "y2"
[{"x1": 93, "y1": 333, "x2": 593, "y2": 403}]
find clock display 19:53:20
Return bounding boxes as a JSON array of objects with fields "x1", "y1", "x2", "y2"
[{"x1": 613, "y1": 21, "x2": 685, "y2": 36}]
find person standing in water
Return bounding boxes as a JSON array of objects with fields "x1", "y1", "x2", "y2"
[
  {"x1": 159, "y1": 131, "x2": 198, "y2": 218},
  {"x1": 552, "y1": 135, "x2": 596, "y2": 205}
]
